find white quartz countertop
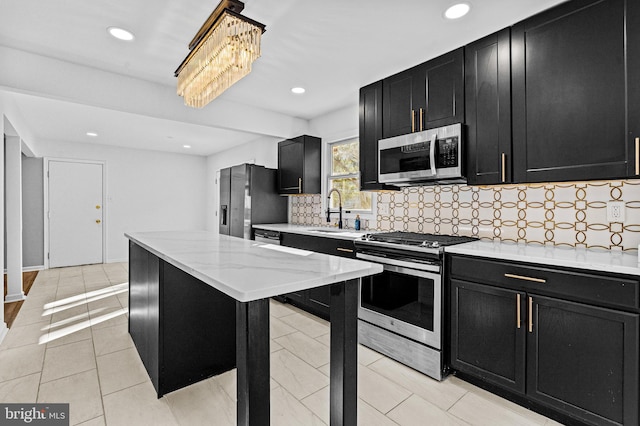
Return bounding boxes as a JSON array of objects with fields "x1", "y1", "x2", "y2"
[
  {"x1": 252, "y1": 223, "x2": 370, "y2": 240},
  {"x1": 446, "y1": 240, "x2": 640, "y2": 277},
  {"x1": 125, "y1": 231, "x2": 382, "y2": 302}
]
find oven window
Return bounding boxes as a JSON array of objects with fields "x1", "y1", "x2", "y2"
[{"x1": 361, "y1": 269, "x2": 435, "y2": 332}]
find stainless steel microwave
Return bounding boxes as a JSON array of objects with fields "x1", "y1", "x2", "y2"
[{"x1": 378, "y1": 123, "x2": 464, "y2": 185}]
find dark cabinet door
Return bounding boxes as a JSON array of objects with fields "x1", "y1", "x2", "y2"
[
  {"x1": 420, "y1": 47, "x2": 464, "y2": 130},
  {"x1": 360, "y1": 81, "x2": 389, "y2": 190},
  {"x1": 512, "y1": 0, "x2": 639, "y2": 182},
  {"x1": 277, "y1": 139, "x2": 304, "y2": 193},
  {"x1": 450, "y1": 279, "x2": 526, "y2": 394},
  {"x1": 277, "y1": 135, "x2": 321, "y2": 194},
  {"x1": 280, "y1": 232, "x2": 356, "y2": 319},
  {"x1": 465, "y1": 29, "x2": 512, "y2": 185},
  {"x1": 382, "y1": 48, "x2": 464, "y2": 139},
  {"x1": 528, "y1": 295, "x2": 639, "y2": 426},
  {"x1": 382, "y1": 69, "x2": 417, "y2": 138}
]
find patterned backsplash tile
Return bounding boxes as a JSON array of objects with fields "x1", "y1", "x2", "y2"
[{"x1": 290, "y1": 180, "x2": 640, "y2": 251}]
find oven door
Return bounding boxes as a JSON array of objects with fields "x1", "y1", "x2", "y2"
[{"x1": 357, "y1": 254, "x2": 441, "y2": 349}]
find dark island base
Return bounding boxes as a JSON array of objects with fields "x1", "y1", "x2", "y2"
[
  {"x1": 128, "y1": 241, "x2": 359, "y2": 425},
  {"x1": 129, "y1": 242, "x2": 237, "y2": 397}
]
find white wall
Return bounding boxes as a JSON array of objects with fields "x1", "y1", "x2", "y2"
[
  {"x1": 308, "y1": 104, "x2": 359, "y2": 144},
  {"x1": 37, "y1": 141, "x2": 207, "y2": 262},
  {"x1": 22, "y1": 155, "x2": 44, "y2": 268}
]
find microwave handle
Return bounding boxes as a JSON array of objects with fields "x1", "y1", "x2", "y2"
[{"x1": 429, "y1": 133, "x2": 437, "y2": 176}]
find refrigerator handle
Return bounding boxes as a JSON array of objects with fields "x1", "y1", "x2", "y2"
[{"x1": 221, "y1": 205, "x2": 228, "y2": 226}]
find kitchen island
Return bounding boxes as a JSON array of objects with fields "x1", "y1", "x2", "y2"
[{"x1": 125, "y1": 230, "x2": 382, "y2": 426}]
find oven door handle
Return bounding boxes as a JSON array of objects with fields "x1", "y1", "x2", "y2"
[{"x1": 356, "y1": 253, "x2": 440, "y2": 275}]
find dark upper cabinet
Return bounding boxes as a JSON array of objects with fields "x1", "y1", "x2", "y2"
[
  {"x1": 359, "y1": 81, "x2": 398, "y2": 191},
  {"x1": 512, "y1": 0, "x2": 640, "y2": 183},
  {"x1": 465, "y1": 29, "x2": 512, "y2": 185},
  {"x1": 277, "y1": 135, "x2": 321, "y2": 194},
  {"x1": 382, "y1": 48, "x2": 464, "y2": 139}
]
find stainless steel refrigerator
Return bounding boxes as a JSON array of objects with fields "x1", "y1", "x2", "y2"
[{"x1": 219, "y1": 164, "x2": 288, "y2": 239}]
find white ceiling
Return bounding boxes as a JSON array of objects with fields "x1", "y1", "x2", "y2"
[{"x1": 0, "y1": 0, "x2": 567, "y2": 156}]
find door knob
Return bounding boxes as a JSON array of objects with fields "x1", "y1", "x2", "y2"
[{"x1": 96, "y1": 219, "x2": 101, "y2": 224}]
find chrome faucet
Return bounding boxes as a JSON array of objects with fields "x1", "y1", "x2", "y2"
[{"x1": 326, "y1": 188, "x2": 343, "y2": 229}]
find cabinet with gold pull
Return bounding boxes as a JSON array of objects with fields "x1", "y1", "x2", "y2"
[
  {"x1": 277, "y1": 135, "x2": 321, "y2": 195},
  {"x1": 276, "y1": 230, "x2": 358, "y2": 320},
  {"x1": 381, "y1": 48, "x2": 463, "y2": 139},
  {"x1": 465, "y1": 29, "x2": 513, "y2": 185},
  {"x1": 448, "y1": 253, "x2": 640, "y2": 426}
]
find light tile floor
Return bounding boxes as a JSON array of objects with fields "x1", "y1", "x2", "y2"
[{"x1": 0, "y1": 263, "x2": 564, "y2": 425}]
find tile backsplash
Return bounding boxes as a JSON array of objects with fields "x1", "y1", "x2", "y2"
[{"x1": 290, "y1": 180, "x2": 640, "y2": 251}]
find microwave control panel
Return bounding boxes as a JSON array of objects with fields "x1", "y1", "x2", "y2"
[{"x1": 437, "y1": 137, "x2": 459, "y2": 168}]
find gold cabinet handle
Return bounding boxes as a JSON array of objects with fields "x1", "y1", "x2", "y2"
[
  {"x1": 96, "y1": 205, "x2": 101, "y2": 209},
  {"x1": 504, "y1": 273, "x2": 546, "y2": 284},
  {"x1": 411, "y1": 110, "x2": 415, "y2": 133},
  {"x1": 96, "y1": 219, "x2": 101, "y2": 224},
  {"x1": 528, "y1": 296, "x2": 533, "y2": 333},
  {"x1": 419, "y1": 108, "x2": 424, "y2": 131},
  {"x1": 636, "y1": 138, "x2": 640, "y2": 175},
  {"x1": 516, "y1": 294, "x2": 521, "y2": 329},
  {"x1": 336, "y1": 247, "x2": 354, "y2": 253},
  {"x1": 298, "y1": 177, "x2": 302, "y2": 194},
  {"x1": 501, "y1": 153, "x2": 506, "y2": 183}
]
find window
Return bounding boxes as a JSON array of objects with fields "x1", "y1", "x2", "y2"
[{"x1": 327, "y1": 139, "x2": 372, "y2": 213}]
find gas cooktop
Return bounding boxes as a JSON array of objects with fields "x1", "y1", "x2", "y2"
[{"x1": 359, "y1": 231, "x2": 477, "y2": 250}]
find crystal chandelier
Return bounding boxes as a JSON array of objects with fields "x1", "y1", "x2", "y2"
[{"x1": 175, "y1": 0, "x2": 265, "y2": 108}]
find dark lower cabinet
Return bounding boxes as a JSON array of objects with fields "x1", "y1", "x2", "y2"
[
  {"x1": 450, "y1": 280, "x2": 526, "y2": 394},
  {"x1": 448, "y1": 254, "x2": 640, "y2": 426},
  {"x1": 528, "y1": 295, "x2": 638, "y2": 426},
  {"x1": 279, "y1": 232, "x2": 357, "y2": 319}
]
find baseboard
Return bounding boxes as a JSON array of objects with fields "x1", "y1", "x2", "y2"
[
  {"x1": 106, "y1": 258, "x2": 128, "y2": 264},
  {"x1": 2, "y1": 265, "x2": 44, "y2": 273},
  {"x1": 0, "y1": 323, "x2": 8, "y2": 345},
  {"x1": 4, "y1": 292, "x2": 27, "y2": 303}
]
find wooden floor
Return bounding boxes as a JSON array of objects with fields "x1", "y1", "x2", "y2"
[{"x1": 4, "y1": 271, "x2": 38, "y2": 328}]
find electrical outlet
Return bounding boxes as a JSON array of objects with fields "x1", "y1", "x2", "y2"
[
  {"x1": 607, "y1": 201, "x2": 625, "y2": 222},
  {"x1": 378, "y1": 203, "x2": 390, "y2": 215}
]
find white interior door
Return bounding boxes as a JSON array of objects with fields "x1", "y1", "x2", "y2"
[{"x1": 48, "y1": 160, "x2": 104, "y2": 268}]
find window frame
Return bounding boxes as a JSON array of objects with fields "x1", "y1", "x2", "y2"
[{"x1": 324, "y1": 137, "x2": 375, "y2": 224}]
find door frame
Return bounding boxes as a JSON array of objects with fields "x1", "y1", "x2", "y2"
[{"x1": 44, "y1": 157, "x2": 107, "y2": 269}]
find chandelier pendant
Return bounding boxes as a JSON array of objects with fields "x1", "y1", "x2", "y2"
[{"x1": 175, "y1": 0, "x2": 266, "y2": 108}]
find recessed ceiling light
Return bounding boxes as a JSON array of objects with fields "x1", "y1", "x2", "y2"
[
  {"x1": 444, "y1": 3, "x2": 471, "y2": 19},
  {"x1": 183, "y1": 145, "x2": 191, "y2": 149},
  {"x1": 86, "y1": 132, "x2": 98, "y2": 137},
  {"x1": 107, "y1": 26, "x2": 135, "y2": 41},
  {"x1": 291, "y1": 87, "x2": 306, "y2": 94}
]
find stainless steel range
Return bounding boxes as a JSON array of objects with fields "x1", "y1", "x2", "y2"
[{"x1": 354, "y1": 231, "x2": 476, "y2": 380}]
